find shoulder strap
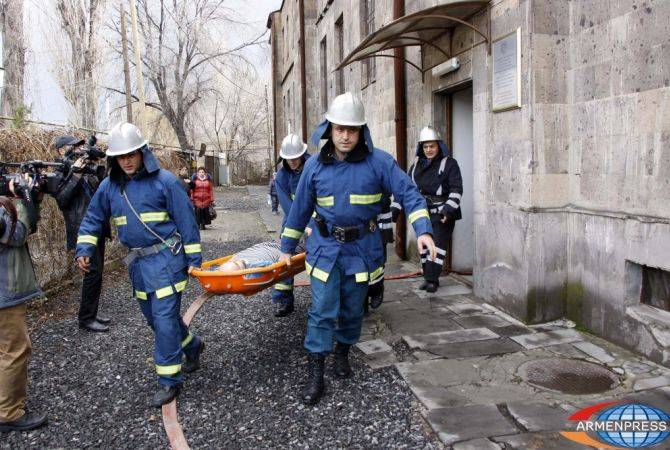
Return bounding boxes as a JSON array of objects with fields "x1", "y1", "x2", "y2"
[{"x1": 121, "y1": 187, "x2": 180, "y2": 253}]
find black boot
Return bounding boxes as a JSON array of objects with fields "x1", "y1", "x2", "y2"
[
  {"x1": 0, "y1": 412, "x2": 48, "y2": 432},
  {"x1": 419, "y1": 281, "x2": 429, "y2": 290},
  {"x1": 79, "y1": 320, "x2": 109, "y2": 332},
  {"x1": 333, "y1": 343, "x2": 352, "y2": 379},
  {"x1": 183, "y1": 341, "x2": 205, "y2": 373},
  {"x1": 274, "y1": 302, "x2": 294, "y2": 318},
  {"x1": 302, "y1": 353, "x2": 325, "y2": 405},
  {"x1": 425, "y1": 282, "x2": 438, "y2": 293},
  {"x1": 151, "y1": 385, "x2": 180, "y2": 408}
]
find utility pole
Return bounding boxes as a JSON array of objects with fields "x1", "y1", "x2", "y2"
[
  {"x1": 128, "y1": 0, "x2": 147, "y2": 135},
  {"x1": 120, "y1": 3, "x2": 133, "y2": 123},
  {"x1": 264, "y1": 84, "x2": 274, "y2": 170}
]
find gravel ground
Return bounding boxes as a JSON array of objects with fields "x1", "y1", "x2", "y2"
[{"x1": 3, "y1": 187, "x2": 440, "y2": 449}]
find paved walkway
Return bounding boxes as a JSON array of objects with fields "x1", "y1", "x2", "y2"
[{"x1": 252, "y1": 184, "x2": 670, "y2": 449}]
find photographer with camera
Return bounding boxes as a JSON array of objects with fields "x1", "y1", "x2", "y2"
[
  {"x1": 0, "y1": 175, "x2": 48, "y2": 432},
  {"x1": 53, "y1": 135, "x2": 111, "y2": 332}
]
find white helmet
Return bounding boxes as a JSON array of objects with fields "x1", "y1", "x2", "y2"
[
  {"x1": 418, "y1": 126, "x2": 440, "y2": 143},
  {"x1": 324, "y1": 92, "x2": 366, "y2": 126},
  {"x1": 279, "y1": 133, "x2": 308, "y2": 159},
  {"x1": 107, "y1": 122, "x2": 148, "y2": 156}
]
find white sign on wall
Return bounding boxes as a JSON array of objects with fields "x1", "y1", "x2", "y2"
[{"x1": 492, "y1": 28, "x2": 521, "y2": 112}]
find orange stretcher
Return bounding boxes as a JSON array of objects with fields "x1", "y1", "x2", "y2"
[{"x1": 190, "y1": 253, "x2": 306, "y2": 296}]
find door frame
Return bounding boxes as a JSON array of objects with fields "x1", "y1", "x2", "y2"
[{"x1": 433, "y1": 80, "x2": 473, "y2": 275}]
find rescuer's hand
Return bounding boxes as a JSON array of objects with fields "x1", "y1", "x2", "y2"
[
  {"x1": 279, "y1": 252, "x2": 292, "y2": 267},
  {"x1": 417, "y1": 234, "x2": 437, "y2": 262},
  {"x1": 76, "y1": 256, "x2": 90, "y2": 273}
]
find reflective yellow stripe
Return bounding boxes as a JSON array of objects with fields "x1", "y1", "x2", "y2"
[
  {"x1": 350, "y1": 193, "x2": 382, "y2": 205},
  {"x1": 316, "y1": 196, "x2": 334, "y2": 207},
  {"x1": 291, "y1": 194, "x2": 295, "y2": 200},
  {"x1": 155, "y1": 285, "x2": 174, "y2": 299},
  {"x1": 174, "y1": 280, "x2": 188, "y2": 292},
  {"x1": 140, "y1": 211, "x2": 169, "y2": 222},
  {"x1": 275, "y1": 283, "x2": 293, "y2": 291},
  {"x1": 77, "y1": 235, "x2": 98, "y2": 245},
  {"x1": 355, "y1": 272, "x2": 369, "y2": 283},
  {"x1": 408, "y1": 209, "x2": 430, "y2": 224},
  {"x1": 305, "y1": 262, "x2": 329, "y2": 282},
  {"x1": 135, "y1": 290, "x2": 148, "y2": 300},
  {"x1": 311, "y1": 211, "x2": 317, "y2": 218},
  {"x1": 184, "y1": 243, "x2": 202, "y2": 254},
  {"x1": 156, "y1": 364, "x2": 181, "y2": 375},
  {"x1": 282, "y1": 227, "x2": 303, "y2": 239},
  {"x1": 370, "y1": 266, "x2": 384, "y2": 281},
  {"x1": 112, "y1": 216, "x2": 127, "y2": 226},
  {"x1": 181, "y1": 332, "x2": 193, "y2": 348}
]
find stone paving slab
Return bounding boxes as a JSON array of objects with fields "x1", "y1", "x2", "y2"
[
  {"x1": 396, "y1": 356, "x2": 536, "y2": 410},
  {"x1": 452, "y1": 438, "x2": 502, "y2": 450},
  {"x1": 425, "y1": 337, "x2": 523, "y2": 359},
  {"x1": 355, "y1": 339, "x2": 393, "y2": 355},
  {"x1": 490, "y1": 324, "x2": 534, "y2": 337},
  {"x1": 492, "y1": 432, "x2": 585, "y2": 450},
  {"x1": 379, "y1": 307, "x2": 463, "y2": 335},
  {"x1": 423, "y1": 405, "x2": 518, "y2": 446},
  {"x1": 510, "y1": 329, "x2": 582, "y2": 349},
  {"x1": 415, "y1": 284, "x2": 473, "y2": 299},
  {"x1": 402, "y1": 327, "x2": 499, "y2": 349},
  {"x1": 360, "y1": 351, "x2": 399, "y2": 369},
  {"x1": 445, "y1": 302, "x2": 491, "y2": 315},
  {"x1": 505, "y1": 402, "x2": 575, "y2": 432},
  {"x1": 545, "y1": 343, "x2": 590, "y2": 359},
  {"x1": 632, "y1": 375, "x2": 670, "y2": 391},
  {"x1": 572, "y1": 341, "x2": 615, "y2": 363},
  {"x1": 454, "y1": 314, "x2": 515, "y2": 329}
]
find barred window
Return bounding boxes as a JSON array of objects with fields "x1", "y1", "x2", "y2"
[{"x1": 361, "y1": 0, "x2": 376, "y2": 87}]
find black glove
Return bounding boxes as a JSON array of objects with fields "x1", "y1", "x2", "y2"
[{"x1": 367, "y1": 278, "x2": 384, "y2": 309}]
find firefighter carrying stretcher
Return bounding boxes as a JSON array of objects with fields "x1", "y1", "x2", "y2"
[
  {"x1": 75, "y1": 122, "x2": 205, "y2": 408},
  {"x1": 279, "y1": 92, "x2": 437, "y2": 405}
]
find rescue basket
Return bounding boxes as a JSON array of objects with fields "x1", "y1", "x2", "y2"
[{"x1": 190, "y1": 253, "x2": 306, "y2": 296}]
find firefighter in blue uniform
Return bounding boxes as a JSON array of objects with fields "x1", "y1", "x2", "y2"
[
  {"x1": 279, "y1": 92, "x2": 437, "y2": 405},
  {"x1": 408, "y1": 126, "x2": 463, "y2": 293},
  {"x1": 272, "y1": 133, "x2": 310, "y2": 317},
  {"x1": 75, "y1": 122, "x2": 205, "y2": 408}
]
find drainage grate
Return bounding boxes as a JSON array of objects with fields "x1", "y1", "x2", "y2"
[{"x1": 517, "y1": 358, "x2": 620, "y2": 395}]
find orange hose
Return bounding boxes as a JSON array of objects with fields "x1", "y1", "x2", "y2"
[
  {"x1": 161, "y1": 291, "x2": 213, "y2": 450},
  {"x1": 294, "y1": 270, "x2": 423, "y2": 286}
]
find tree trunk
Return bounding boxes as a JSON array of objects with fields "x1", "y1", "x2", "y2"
[{"x1": 0, "y1": 0, "x2": 25, "y2": 119}]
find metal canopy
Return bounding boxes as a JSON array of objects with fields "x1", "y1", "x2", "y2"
[{"x1": 336, "y1": 0, "x2": 490, "y2": 74}]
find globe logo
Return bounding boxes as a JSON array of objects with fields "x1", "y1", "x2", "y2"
[{"x1": 595, "y1": 403, "x2": 670, "y2": 448}]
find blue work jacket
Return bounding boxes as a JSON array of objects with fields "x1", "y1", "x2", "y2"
[
  {"x1": 275, "y1": 153, "x2": 310, "y2": 229},
  {"x1": 75, "y1": 147, "x2": 202, "y2": 299},
  {"x1": 280, "y1": 121, "x2": 432, "y2": 284}
]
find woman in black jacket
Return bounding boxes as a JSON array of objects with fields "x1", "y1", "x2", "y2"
[{"x1": 407, "y1": 126, "x2": 463, "y2": 293}]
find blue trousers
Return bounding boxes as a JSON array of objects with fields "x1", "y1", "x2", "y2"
[
  {"x1": 304, "y1": 259, "x2": 368, "y2": 354},
  {"x1": 271, "y1": 277, "x2": 295, "y2": 307},
  {"x1": 138, "y1": 291, "x2": 201, "y2": 387}
]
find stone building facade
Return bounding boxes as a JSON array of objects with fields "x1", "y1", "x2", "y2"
[{"x1": 268, "y1": 0, "x2": 670, "y2": 366}]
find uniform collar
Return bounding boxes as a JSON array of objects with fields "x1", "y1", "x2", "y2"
[{"x1": 318, "y1": 140, "x2": 368, "y2": 164}]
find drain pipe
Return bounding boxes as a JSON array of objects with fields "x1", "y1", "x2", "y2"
[
  {"x1": 393, "y1": 0, "x2": 407, "y2": 260},
  {"x1": 267, "y1": 12, "x2": 280, "y2": 162},
  {"x1": 298, "y1": 0, "x2": 308, "y2": 142}
]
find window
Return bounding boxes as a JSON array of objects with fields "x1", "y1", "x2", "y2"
[
  {"x1": 361, "y1": 0, "x2": 376, "y2": 87},
  {"x1": 641, "y1": 265, "x2": 670, "y2": 311},
  {"x1": 320, "y1": 36, "x2": 328, "y2": 113},
  {"x1": 335, "y1": 15, "x2": 345, "y2": 94}
]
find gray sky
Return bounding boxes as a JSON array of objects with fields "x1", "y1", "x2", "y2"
[{"x1": 19, "y1": 0, "x2": 283, "y2": 127}]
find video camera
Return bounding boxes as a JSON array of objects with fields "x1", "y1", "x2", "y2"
[
  {"x1": 60, "y1": 135, "x2": 106, "y2": 178},
  {"x1": 0, "y1": 160, "x2": 66, "y2": 199}
]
